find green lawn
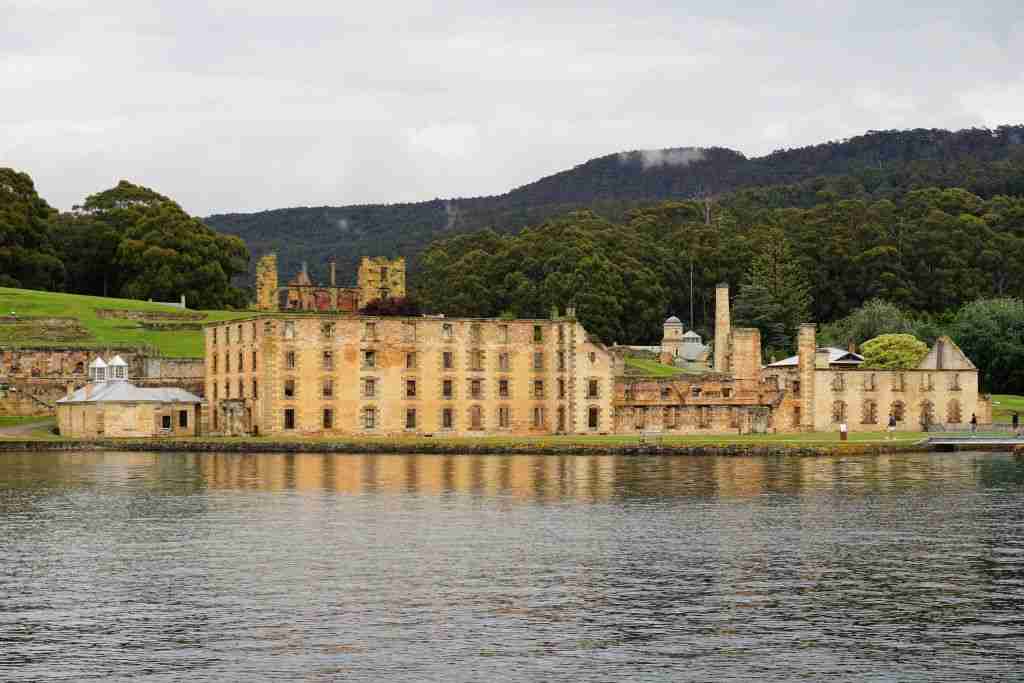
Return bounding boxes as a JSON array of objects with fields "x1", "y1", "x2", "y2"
[
  {"x1": 0, "y1": 415, "x2": 53, "y2": 427},
  {"x1": 990, "y1": 394, "x2": 1024, "y2": 423},
  {"x1": 107, "y1": 430, "x2": 928, "y2": 448},
  {"x1": 0, "y1": 424, "x2": 930, "y2": 448},
  {"x1": 624, "y1": 357, "x2": 694, "y2": 378},
  {"x1": 0, "y1": 287, "x2": 248, "y2": 357}
]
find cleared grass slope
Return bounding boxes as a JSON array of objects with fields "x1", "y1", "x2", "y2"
[{"x1": 0, "y1": 287, "x2": 247, "y2": 357}]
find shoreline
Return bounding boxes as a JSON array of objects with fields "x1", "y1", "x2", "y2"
[{"x1": 0, "y1": 436, "x2": 958, "y2": 457}]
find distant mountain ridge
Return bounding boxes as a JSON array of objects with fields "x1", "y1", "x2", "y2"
[{"x1": 204, "y1": 125, "x2": 1024, "y2": 285}]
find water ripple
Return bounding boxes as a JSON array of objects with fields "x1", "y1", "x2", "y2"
[{"x1": 1, "y1": 450, "x2": 1023, "y2": 681}]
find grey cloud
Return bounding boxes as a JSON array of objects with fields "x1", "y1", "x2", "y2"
[{"x1": 1, "y1": 1, "x2": 1022, "y2": 215}]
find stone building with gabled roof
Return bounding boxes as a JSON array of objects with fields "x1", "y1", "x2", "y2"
[{"x1": 56, "y1": 355, "x2": 202, "y2": 438}]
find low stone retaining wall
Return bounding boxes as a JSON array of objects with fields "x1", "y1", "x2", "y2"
[
  {"x1": 95, "y1": 309, "x2": 207, "y2": 321},
  {"x1": 0, "y1": 438, "x2": 928, "y2": 457}
]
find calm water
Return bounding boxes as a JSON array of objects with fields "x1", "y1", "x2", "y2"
[{"x1": 1, "y1": 451, "x2": 1023, "y2": 681}]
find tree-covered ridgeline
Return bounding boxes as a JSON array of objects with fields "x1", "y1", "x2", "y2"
[
  {"x1": 0, "y1": 176, "x2": 250, "y2": 309},
  {"x1": 414, "y1": 186, "x2": 1024, "y2": 365},
  {"x1": 205, "y1": 125, "x2": 1024, "y2": 284}
]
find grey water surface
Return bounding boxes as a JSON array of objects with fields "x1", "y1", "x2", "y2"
[{"x1": 1, "y1": 450, "x2": 1023, "y2": 681}]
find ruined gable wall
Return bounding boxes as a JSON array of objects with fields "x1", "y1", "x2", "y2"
[
  {"x1": 255, "y1": 253, "x2": 279, "y2": 311},
  {"x1": 357, "y1": 257, "x2": 407, "y2": 308}
]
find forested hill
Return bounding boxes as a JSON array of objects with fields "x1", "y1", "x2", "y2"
[{"x1": 204, "y1": 125, "x2": 1024, "y2": 283}]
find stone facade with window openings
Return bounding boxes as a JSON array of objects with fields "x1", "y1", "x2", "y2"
[
  {"x1": 203, "y1": 279, "x2": 991, "y2": 437},
  {"x1": 613, "y1": 284, "x2": 991, "y2": 435},
  {"x1": 762, "y1": 327, "x2": 990, "y2": 433},
  {"x1": 204, "y1": 311, "x2": 613, "y2": 436}
]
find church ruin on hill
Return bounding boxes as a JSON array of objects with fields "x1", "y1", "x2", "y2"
[{"x1": 254, "y1": 253, "x2": 406, "y2": 312}]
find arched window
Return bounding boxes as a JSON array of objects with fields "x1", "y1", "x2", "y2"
[
  {"x1": 920, "y1": 400, "x2": 935, "y2": 428},
  {"x1": 861, "y1": 399, "x2": 878, "y2": 425},
  {"x1": 947, "y1": 399, "x2": 962, "y2": 424},
  {"x1": 588, "y1": 406, "x2": 600, "y2": 430},
  {"x1": 831, "y1": 374, "x2": 845, "y2": 392},
  {"x1": 831, "y1": 400, "x2": 847, "y2": 423},
  {"x1": 891, "y1": 400, "x2": 905, "y2": 423}
]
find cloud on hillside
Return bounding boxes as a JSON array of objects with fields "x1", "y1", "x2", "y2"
[
  {"x1": 2, "y1": 0, "x2": 1022, "y2": 215},
  {"x1": 619, "y1": 148, "x2": 706, "y2": 169}
]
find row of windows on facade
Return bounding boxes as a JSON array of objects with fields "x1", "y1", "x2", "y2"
[
  {"x1": 210, "y1": 348, "x2": 594, "y2": 375},
  {"x1": 211, "y1": 376, "x2": 601, "y2": 402},
  {"x1": 280, "y1": 405, "x2": 603, "y2": 431},
  {"x1": 621, "y1": 385, "x2": 734, "y2": 401},
  {"x1": 617, "y1": 405, "x2": 735, "y2": 429},
  {"x1": 828, "y1": 373, "x2": 960, "y2": 392},
  {"x1": 828, "y1": 398, "x2": 965, "y2": 424},
  {"x1": 157, "y1": 411, "x2": 190, "y2": 431},
  {"x1": 211, "y1": 320, "x2": 565, "y2": 346}
]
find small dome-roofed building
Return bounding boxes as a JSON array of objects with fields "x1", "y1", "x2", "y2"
[
  {"x1": 679, "y1": 330, "x2": 710, "y2": 362},
  {"x1": 56, "y1": 356, "x2": 202, "y2": 439},
  {"x1": 660, "y1": 316, "x2": 710, "y2": 365},
  {"x1": 661, "y1": 314, "x2": 685, "y2": 359}
]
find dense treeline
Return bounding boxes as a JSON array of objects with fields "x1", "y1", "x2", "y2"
[
  {"x1": 415, "y1": 185, "x2": 1024, "y2": 367},
  {"x1": 0, "y1": 171, "x2": 249, "y2": 308},
  {"x1": 205, "y1": 125, "x2": 1024, "y2": 284}
]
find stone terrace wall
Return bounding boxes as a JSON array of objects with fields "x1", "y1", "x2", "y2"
[{"x1": 0, "y1": 347, "x2": 205, "y2": 416}]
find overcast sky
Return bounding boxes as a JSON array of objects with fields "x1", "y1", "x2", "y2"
[{"x1": 3, "y1": 1, "x2": 1021, "y2": 216}]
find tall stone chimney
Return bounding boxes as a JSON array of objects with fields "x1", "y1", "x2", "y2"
[
  {"x1": 328, "y1": 257, "x2": 337, "y2": 287},
  {"x1": 255, "y1": 253, "x2": 279, "y2": 311},
  {"x1": 714, "y1": 283, "x2": 731, "y2": 373},
  {"x1": 798, "y1": 323, "x2": 817, "y2": 431}
]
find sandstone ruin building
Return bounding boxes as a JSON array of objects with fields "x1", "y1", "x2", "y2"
[
  {"x1": 56, "y1": 355, "x2": 202, "y2": 438},
  {"x1": 202, "y1": 272, "x2": 990, "y2": 438},
  {"x1": 204, "y1": 311, "x2": 613, "y2": 437}
]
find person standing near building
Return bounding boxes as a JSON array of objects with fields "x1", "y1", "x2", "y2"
[
  {"x1": 970, "y1": 413, "x2": 978, "y2": 434},
  {"x1": 887, "y1": 412, "x2": 897, "y2": 440},
  {"x1": 1013, "y1": 411, "x2": 1020, "y2": 437}
]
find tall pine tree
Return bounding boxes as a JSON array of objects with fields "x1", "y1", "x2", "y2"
[{"x1": 732, "y1": 229, "x2": 812, "y2": 355}]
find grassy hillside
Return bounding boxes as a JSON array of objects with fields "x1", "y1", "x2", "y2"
[{"x1": 0, "y1": 287, "x2": 247, "y2": 357}]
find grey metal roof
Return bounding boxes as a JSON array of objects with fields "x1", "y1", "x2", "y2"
[
  {"x1": 58, "y1": 381, "x2": 202, "y2": 404},
  {"x1": 678, "y1": 341, "x2": 709, "y2": 362},
  {"x1": 765, "y1": 347, "x2": 865, "y2": 368}
]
